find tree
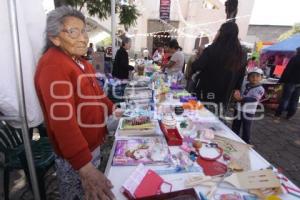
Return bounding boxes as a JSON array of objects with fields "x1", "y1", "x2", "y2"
[
  {"x1": 54, "y1": 0, "x2": 140, "y2": 30},
  {"x1": 278, "y1": 23, "x2": 300, "y2": 41},
  {"x1": 225, "y1": 0, "x2": 238, "y2": 22}
]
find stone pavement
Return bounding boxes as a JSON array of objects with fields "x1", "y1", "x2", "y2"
[
  {"x1": 2, "y1": 109, "x2": 300, "y2": 199},
  {"x1": 250, "y1": 109, "x2": 300, "y2": 187}
]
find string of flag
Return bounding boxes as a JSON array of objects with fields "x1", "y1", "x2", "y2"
[{"x1": 126, "y1": 13, "x2": 251, "y2": 39}]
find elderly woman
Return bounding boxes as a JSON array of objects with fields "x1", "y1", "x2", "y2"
[{"x1": 35, "y1": 6, "x2": 121, "y2": 200}]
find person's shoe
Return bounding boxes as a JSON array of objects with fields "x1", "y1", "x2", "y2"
[
  {"x1": 273, "y1": 116, "x2": 281, "y2": 123},
  {"x1": 286, "y1": 115, "x2": 293, "y2": 120},
  {"x1": 294, "y1": 140, "x2": 300, "y2": 146}
]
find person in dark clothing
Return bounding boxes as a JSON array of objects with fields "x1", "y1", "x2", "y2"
[
  {"x1": 266, "y1": 55, "x2": 276, "y2": 77},
  {"x1": 104, "y1": 46, "x2": 112, "y2": 74},
  {"x1": 86, "y1": 43, "x2": 94, "y2": 61},
  {"x1": 191, "y1": 22, "x2": 246, "y2": 112},
  {"x1": 274, "y1": 47, "x2": 300, "y2": 120},
  {"x1": 112, "y1": 38, "x2": 134, "y2": 79}
]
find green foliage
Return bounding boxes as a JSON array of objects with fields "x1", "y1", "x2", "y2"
[
  {"x1": 97, "y1": 36, "x2": 112, "y2": 47},
  {"x1": 251, "y1": 51, "x2": 260, "y2": 60},
  {"x1": 85, "y1": 0, "x2": 111, "y2": 20},
  {"x1": 278, "y1": 23, "x2": 300, "y2": 41},
  {"x1": 64, "y1": 0, "x2": 85, "y2": 7},
  {"x1": 64, "y1": 0, "x2": 140, "y2": 29},
  {"x1": 118, "y1": 5, "x2": 140, "y2": 30}
]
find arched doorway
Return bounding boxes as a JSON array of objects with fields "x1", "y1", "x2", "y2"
[{"x1": 152, "y1": 32, "x2": 171, "y2": 54}]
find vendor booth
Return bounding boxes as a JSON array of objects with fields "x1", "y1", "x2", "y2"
[
  {"x1": 103, "y1": 72, "x2": 300, "y2": 200},
  {"x1": 259, "y1": 34, "x2": 300, "y2": 108},
  {"x1": 261, "y1": 34, "x2": 300, "y2": 54},
  {"x1": 260, "y1": 34, "x2": 300, "y2": 77}
]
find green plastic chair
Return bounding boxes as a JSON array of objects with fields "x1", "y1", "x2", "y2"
[{"x1": 0, "y1": 121, "x2": 55, "y2": 200}]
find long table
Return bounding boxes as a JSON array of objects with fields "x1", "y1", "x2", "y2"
[{"x1": 105, "y1": 95, "x2": 298, "y2": 200}]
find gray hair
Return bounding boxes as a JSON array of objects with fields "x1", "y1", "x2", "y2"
[
  {"x1": 43, "y1": 6, "x2": 86, "y2": 53},
  {"x1": 121, "y1": 37, "x2": 131, "y2": 47}
]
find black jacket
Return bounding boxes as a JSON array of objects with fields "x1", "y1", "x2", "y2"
[
  {"x1": 279, "y1": 54, "x2": 300, "y2": 84},
  {"x1": 112, "y1": 47, "x2": 134, "y2": 79},
  {"x1": 191, "y1": 45, "x2": 246, "y2": 107}
]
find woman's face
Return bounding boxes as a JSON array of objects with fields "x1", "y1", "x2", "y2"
[
  {"x1": 50, "y1": 16, "x2": 88, "y2": 57},
  {"x1": 169, "y1": 48, "x2": 176, "y2": 54}
]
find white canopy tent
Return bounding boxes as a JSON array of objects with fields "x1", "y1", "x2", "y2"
[
  {"x1": 0, "y1": 1, "x2": 117, "y2": 198},
  {"x1": 0, "y1": 0, "x2": 47, "y2": 199}
]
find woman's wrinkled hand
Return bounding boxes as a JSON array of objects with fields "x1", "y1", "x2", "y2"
[
  {"x1": 113, "y1": 108, "x2": 124, "y2": 119},
  {"x1": 79, "y1": 162, "x2": 115, "y2": 200}
]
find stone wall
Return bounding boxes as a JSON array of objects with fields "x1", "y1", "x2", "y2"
[{"x1": 246, "y1": 25, "x2": 292, "y2": 43}]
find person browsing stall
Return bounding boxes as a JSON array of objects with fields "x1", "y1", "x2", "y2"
[
  {"x1": 232, "y1": 67, "x2": 265, "y2": 144},
  {"x1": 191, "y1": 22, "x2": 246, "y2": 110},
  {"x1": 274, "y1": 47, "x2": 300, "y2": 121},
  {"x1": 161, "y1": 39, "x2": 185, "y2": 76},
  {"x1": 86, "y1": 42, "x2": 94, "y2": 61},
  {"x1": 185, "y1": 47, "x2": 204, "y2": 92},
  {"x1": 112, "y1": 37, "x2": 134, "y2": 79},
  {"x1": 35, "y1": 6, "x2": 123, "y2": 200},
  {"x1": 152, "y1": 46, "x2": 163, "y2": 63},
  {"x1": 161, "y1": 44, "x2": 171, "y2": 65}
]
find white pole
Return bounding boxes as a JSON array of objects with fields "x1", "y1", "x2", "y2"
[
  {"x1": 111, "y1": 0, "x2": 116, "y2": 59},
  {"x1": 7, "y1": 0, "x2": 41, "y2": 199}
]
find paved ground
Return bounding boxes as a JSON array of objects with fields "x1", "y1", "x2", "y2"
[
  {"x1": 251, "y1": 109, "x2": 300, "y2": 186},
  {"x1": 1, "y1": 109, "x2": 300, "y2": 199},
  {"x1": 0, "y1": 137, "x2": 114, "y2": 200}
]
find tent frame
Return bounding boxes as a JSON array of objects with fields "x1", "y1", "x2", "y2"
[
  {"x1": 5, "y1": 1, "x2": 118, "y2": 199},
  {"x1": 7, "y1": 0, "x2": 41, "y2": 199},
  {"x1": 111, "y1": 0, "x2": 117, "y2": 58}
]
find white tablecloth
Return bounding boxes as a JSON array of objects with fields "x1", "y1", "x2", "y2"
[{"x1": 105, "y1": 98, "x2": 297, "y2": 200}]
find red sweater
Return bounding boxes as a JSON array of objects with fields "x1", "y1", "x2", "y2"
[{"x1": 35, "y1": 48, "x2": 113, "y2": 170}]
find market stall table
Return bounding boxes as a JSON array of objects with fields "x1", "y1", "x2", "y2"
[{"x1": 104, "y1": 85, "x2": 298, "y2": 200}]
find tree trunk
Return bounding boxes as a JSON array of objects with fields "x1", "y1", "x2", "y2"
[
  {"x1": 225, "y1": 0, "x2": 238, "y2": 22},
  {"x1": 79, "y1": 0, "x2": 87, "y2": 11},
  {"x1": 54, "y1": 0, "x2": 67, "y2": 8}
]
